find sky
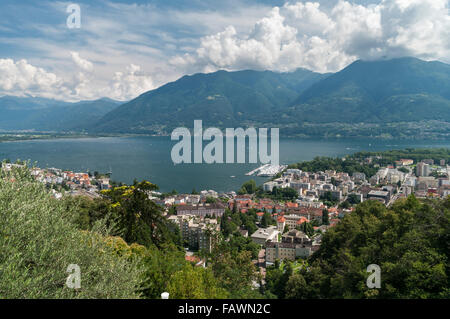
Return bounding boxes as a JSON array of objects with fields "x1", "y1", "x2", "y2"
[{"x1": 0, "y1": 0, "x2": 448, "y2": 102}]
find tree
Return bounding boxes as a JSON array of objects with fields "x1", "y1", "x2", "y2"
[
  {"x1": 261, "y1": 211, "x2": 272, "y2": 228},
  {"x1": 166, "y1": 264, "x2": 228, "y2": 299},
  {"x1": 0, "y1": 168, "x2": 144, "y2": 298},
  {"x1": 238, "y1": 180, "x2": 257, "y2": 195},
  {"x1": 322, "y1": 208, "x2": 329, "y2": 225},
  {"x1": 347, "y1": 193, "x2": 361, "y2": 205},
  {"x1": 285, "y1": 196, "x2": 450, "y2": 299},
  {"x1": 299, "y1": 222, "x2": 314, "y2": 237},
  {"x1": 285, "y1": 273, "x2": 308, "y2": 299},
  {"x1": 265, "y1": 261, "x2": 293, "y2": 299},
  {"x1": 210, "y1": 245, "x2": 260, "y2": 297},
  {"x1": 338, "y1": 201, "x2": 350, "y2": 209},
  {"x1": 206, "y1": 196, "x2": 217, "y2": 204},
  {"x1": 100, "y1": 181, "x2": 181, "y2": 248},
  {"x1": 139, "y1": 243, "x2": 186, "y2": 298}
]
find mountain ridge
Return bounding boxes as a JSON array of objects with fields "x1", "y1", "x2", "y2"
[{"x1": 2, "y1": 57, "x2": 450, "y2": 138}]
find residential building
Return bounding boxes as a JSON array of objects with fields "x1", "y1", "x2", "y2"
[
  {"x1": 176, "y1": 202, "x2": 225, "y2": 217},
  {"x1": 250, "y1": 226, "x2": 279, "y2": 246},
  {"x1": 168, "y1": 214, "x2": 219, "y2": 253}
]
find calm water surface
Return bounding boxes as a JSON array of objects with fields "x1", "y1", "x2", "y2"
[{"x1": 1, "y1": 136, "x2": 449, "y2": 192}]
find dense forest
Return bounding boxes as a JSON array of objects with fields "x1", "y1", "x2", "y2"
[{"x1": 265, "y1": 197, "x2": 449, "y2": 298}]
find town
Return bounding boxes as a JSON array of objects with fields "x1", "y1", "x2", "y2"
[{"x1": 5, "y1": 151, "x2": 447, "y2": 285}]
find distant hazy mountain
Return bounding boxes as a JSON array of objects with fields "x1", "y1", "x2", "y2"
[
  {"x1": 93, "y1": 68, "x2": 329, "y2": 133},
  {"x1": 92, "y1": 57, "x2": 450, "y2": 135},
  {"x1": 0, "y1": 97, "x2": 121, "y2": 131}
]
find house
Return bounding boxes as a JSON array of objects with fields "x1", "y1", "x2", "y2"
[
  {"x1": 265, "y1": 230, "x2": 320, "y2": 263},
  {"x1": 250, "y1": 226, "x2": 279, "y2": 246}
]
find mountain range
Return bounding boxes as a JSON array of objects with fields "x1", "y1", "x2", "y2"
[
  {"x1": 0, "y1": 97, "x2": 120, "y2": 131},
  {"x1": 1, "y1": 57, "x2": 450, "y2": 138}
]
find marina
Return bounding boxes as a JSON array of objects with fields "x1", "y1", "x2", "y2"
[{"x1": 245, "y1": 164, "x2": 288, "y2": 177}]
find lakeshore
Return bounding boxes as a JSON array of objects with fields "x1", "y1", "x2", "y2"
[{"x1": 1, "y1": 136, "x2": 450, "y2": 193}]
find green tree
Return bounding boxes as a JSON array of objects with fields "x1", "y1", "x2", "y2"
[
  {"x1": 167, "y1": 264, "x2": 228, "y2": 299},
  {"x1": 101, "y1": 181, "x2": 181, "y2": 248},
  {"x1": 210, "y1": 245, "x2": 260, "y2": 297},
  {"x1": 0, "y1": 167, "x2": 144, "y2": 298},
  {"x1": 286, "y1": 196, "x2": 450, "y2": 299},
  {"x1": 322, "y1": 208, "x2": 329, "y2": 225},
  {"x1": 261, "y1": 211, "x2": 272, "y2": 228},
  {"x1": 285, "y1": 273, "x2": 308, "y2": 299},
  {"x1": 238, "y1": 180, "x2": 257, "y2": 195}
]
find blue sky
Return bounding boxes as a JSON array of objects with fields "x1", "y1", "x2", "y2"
[{"x1": 0, "y1": 0, "x2": 448, "y2": 101}]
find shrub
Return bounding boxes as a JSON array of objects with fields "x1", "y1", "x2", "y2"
[{"x1": 0, "y1": 167, "x2": 144, "y2": 298}]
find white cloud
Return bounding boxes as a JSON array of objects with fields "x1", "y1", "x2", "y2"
[
  {"x1": 1, "y1": 0, "x2": 449, "y2": 102},
  {"x1": 0, "y1": 57, "x2": 154, "y2": 102},
  {"x1": 70, "y1": 52, "x2": 93, "y2": 72},
  {"x1": 172, "y1": 0, "x2": 450, "y2": 73},
  {"x1": 0, "y1": 58, "x2": 70, "y2": 99},
  {"x1": 106, "y1": 64, "x2": 155, "y2": 101}
]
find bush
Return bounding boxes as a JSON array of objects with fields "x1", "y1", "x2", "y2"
[{"x1": 0, "y1": 167, "x2": 144, "y2": 298}]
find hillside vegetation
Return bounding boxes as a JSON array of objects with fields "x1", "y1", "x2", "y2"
[
  {"x1": 0, "y1": 167, "x2": 143, "y2": 298},
  {"x1": 92, "y1": 58, "x2": 450, "y2": 138}
]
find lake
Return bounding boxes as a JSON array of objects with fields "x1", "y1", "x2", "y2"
[{"x1": 1, "y1": 136, "x2": 450, "y2": 193}]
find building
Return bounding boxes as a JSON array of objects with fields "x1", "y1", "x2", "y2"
[
  {"x1": 277, "y1": 214, "x2": 309, "y2": 231},
  {"x1": 276, "y1": 216, "x2": 286, "y2": 232},
  {"x1": 265, "y1": 230, "x2": 320, "y2": 263},
  {"x1": 176, "y1": 202, "x2": 225, "y2": 217},
  {"x1": 395, "y1": 159, "x2": 414, "y2": 166},
  {"x1": 263, "y1": 181, "x2": 277, "y2": 192},
  {"x1": 250, "y1": 226, "x2": 279, "y2": 246},
  {"x1": 416, "y1": 162, "x2": 430, "y2": 177},
  {"x1": 168, "y1": 214, "x2": 219, "y2": 253},
  {"x1": 353, "y1": 172, "x2": 366, "y2": 182},
  {"x1": 318, "y1": 189, "x2": 342, "y2": 201},
  {"x1": 367, "y1": 190, "x2": 390, "y2": 204}
]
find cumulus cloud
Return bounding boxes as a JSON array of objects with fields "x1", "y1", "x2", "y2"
[
  {"x1": 0, "y1": 56, "x2": 154, "y2": 102},
  {"x1": 70, "y1": 52, "x2": 94, "y2": 72},
  {"x1": 1, "y1": 0, "x2": 449, "y2": 102},
  {"x1": 106, "y1": 64, "x2": 155, "y2": 101},
  {"x1": 0, "y1": 58, "x2": 70, "y2": 99},
  {"x1": 171, "y1": 0, "x2": 450, "y2": 73}
]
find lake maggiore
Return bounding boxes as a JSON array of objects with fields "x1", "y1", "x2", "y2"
[{"x1": 1, "y1": 136, "x2": 450, "y2": 193}]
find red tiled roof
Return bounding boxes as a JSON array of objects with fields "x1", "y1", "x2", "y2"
[
  {"x1": 185, "y1": 255, "x2": 200, "y2": 263},
  {"x1": 296, "y1": 217, "x2": 308, "y2": 225}
]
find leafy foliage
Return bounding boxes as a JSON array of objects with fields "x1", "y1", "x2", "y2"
[
  {"x1": 270, "y1": 196, "x2": 450, "y2": 299},
  {"x1": 0, "y1": 167, "x2": 144, "y2": 298}
]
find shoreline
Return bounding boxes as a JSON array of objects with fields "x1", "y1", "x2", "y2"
[{"x1": 2, "y1": 132, "x2": 450, "y2": 143}]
